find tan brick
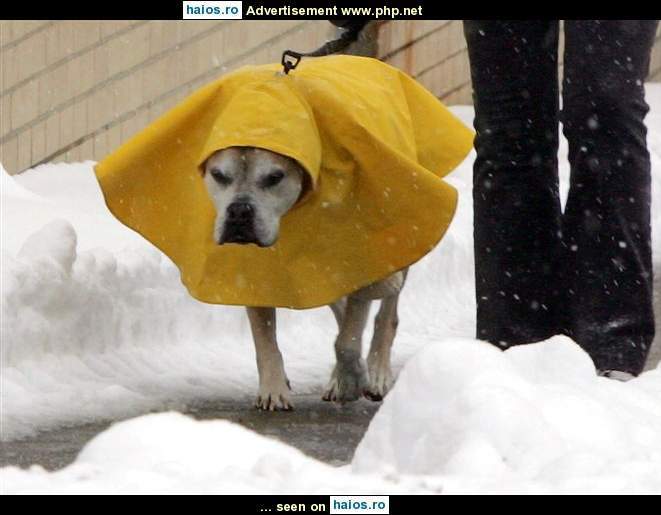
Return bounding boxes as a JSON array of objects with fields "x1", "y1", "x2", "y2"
[
  {"x1": 306, "y1": 21, "x2": 335, "y2": 49},
  {"x1": 72, "y1": 21, "x2": 101, "y2": 51},
  {"x1": 650, "y1": 40, "x2": 661, "y2": 76},
  {"x1": 2, "y1": 46, "x2": 18, "y2": 93},
  {"x1": 451, "y1": 51, "x2": 470, "y2": 86},
  {"x1": 148, "y1": 21, "x2": 181, "y2": 57},
  {"x1": 179, "y1": 20, "x2": 219, "y2": 43},
  {"x1": 447, "y1": 20, "x2": 467, "y2": 52},
  {"x1": 52, "y1": 151, "x2": 68, "y2": 164},
  {"x1": 0, "y1": 21, "x2": 15, "y2": 47},
  {"x1": 177, "y1": 40, "x2": 198, "y2": 86},
  {"x1": 1, "y1": 136, "x2": 19, "y2": 174},
  {"x1": 416, "y1": 64, "x2": 445, "y2": 99},
  {"x1": 6, "y1": 22, "x2": 46, "y2": 42},
  {"x1": 57, "y1": 22, "x2": 75, "y2": 61},
  {"x1": 31, "y1": 119, "x2": 46, "y2": 164},
  {"x1": 14, "y1": 30, "x2": 47, "y2": 88},
  {"x1": 105, "y1": 122, "x2": 121, "y2": 152},
  {"x1": 417, "y1": 50, "x2": 470, "y2": 99},
  {"x1": 100, "y1": 21, "x2": 136, "y2": 39},
  {"x1": 59, "y1": 104, "x2": 74, "y2": 149},
  {"x1": 33, "y1": 24, "x2": 140, "y2": 116},
  {"x1": 112, "y1": 71, "x2": 144, "y2": 118},
  {"x1": 386, "y1": 22, "x2": 466, "y2": 78},
  {"x1": 441, "y1": 82, "x2": 473, "y2": 106},
  {"x1": 87, "y1": 87, "x2": 114, "y2": 135},
  {"x1": 1, "y1": 94, "x2": 11, "y2": 137},
  {"x1": 92, "y1": 41, "x2": 110, "y2": 85},
  {"x1": 34, "y1": 21, "x2": 96, "y2": 93},
  {"x1": 10, "y1": 78, "x2": 39, "y2": 131},
  {"x1": 93, "y1": 131, "x2": 107, "y2": 160},
  {"x1": 186, "y1": 37, "x2": 212, "y2": 79},
  {"x1": 105, "y1": 23, "x2": 151, "y2": 77},
  {"x1": 38, "y1": 67, "x2": 55, "y2": 116},
  {"x1": 378, "y1": 20, "x2": 449, "y2": 59},
  {"x1": 16, "y1": 127, "x2": 32, "y2": 171},
  {"x1": 120, "y1": 113, "x2": 142, "y2": 143},
  {"x1": 44, "y1": 64, "x2": 69, "y2": 115},
  {"x1": 68, "y1": 47, "x2": 96, "y2": 95},
  {"x1": 67, "y1": 142, "x2": 81, "y2": 163},
  {"x1": 78, "y1": 137, "x2": 94, "y2": 162},
  {"x1": 44, "y1": 112, "x2": 60, "y2": 158},
  {"x1": 141, "y1": 53, "x2": 174, "y2": 102},
  {"x1": 133, "y1": 110, "x2": 149, "y2": 132},
  {"x1": 120, "y1": 108, "x2": 150, "y2": 144},
  {"x1": 44, "y1": 24, "x2": 60, "y2": 66},
  {"x1": 147, "y1": 89, "x2": 184, "y2": 124},
  {"x1": 72, "y1": 99, "x2": 88, "y2": 142}
]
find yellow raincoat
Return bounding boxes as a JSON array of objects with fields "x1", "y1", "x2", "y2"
[{"x1": 94, "y1": 55, "x2": 474, "y2": 309}]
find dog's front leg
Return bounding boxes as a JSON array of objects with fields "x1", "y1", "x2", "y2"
[
  {"x1": 246, "y1": 307, "x2": 293, "y2": 411},
  {"x1": 322, "y1": 296, "x2": 370, "y2": 403},
  {"x1": 364, "y1": 293, "x2": 399, "y2": 401}
]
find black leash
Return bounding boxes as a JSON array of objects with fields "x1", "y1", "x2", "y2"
[{"x1": 281, "y1": 21, "x2": 368, "y2": 74}]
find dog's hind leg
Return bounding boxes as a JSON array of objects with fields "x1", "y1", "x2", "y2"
[
  {"x1": 322, "y1": 296, "x2": 370, "y2": 403},
  {"x1": 247, "y1": 307, "x2": 293, "y2": 411},
  {"x1": 329, "y1": 297, "x2": 347, "y2": 329},
  {"x1": 364, "y1": 293, "x2": 400, "y2": 401}
]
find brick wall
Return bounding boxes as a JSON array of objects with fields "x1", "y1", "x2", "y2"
[{"x1": 0, "y1": 20, "x2": 334, "y2": 173}]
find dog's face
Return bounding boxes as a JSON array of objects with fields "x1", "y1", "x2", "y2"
[{"x1": 202, "y1": 147, "x2": 305, "y2": 247}]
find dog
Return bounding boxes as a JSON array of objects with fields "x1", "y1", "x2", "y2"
[{"x1": 202, "y1": 146, "x2": 407, "y2": 411}]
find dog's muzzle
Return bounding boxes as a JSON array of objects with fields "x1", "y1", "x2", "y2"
[{"x1": 220, "y1": 202, "x2": 259, "y2": 245}]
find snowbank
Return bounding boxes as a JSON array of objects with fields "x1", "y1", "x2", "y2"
[
  {"x1": 3, "y1": 337, "x2": 660, "y2": 494},
  {"x1": 353, "y1": 336, "x2": 661, "y2": 493},
  {"x1": 0, "y1": 412, "x2": 441, "y2": 494}
]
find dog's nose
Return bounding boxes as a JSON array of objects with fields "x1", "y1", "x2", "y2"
[{"x1": 226, "y1": 202, "x2": 254, "y2": 222}]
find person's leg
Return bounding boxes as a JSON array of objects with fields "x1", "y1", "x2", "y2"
[
  {"x1": 464, "y1": 21, "x2": 563, "y2": 346},
  {"x1": 562, "y1": 20, "x2": 658, "y2": 375}
]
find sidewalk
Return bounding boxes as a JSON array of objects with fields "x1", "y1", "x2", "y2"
[{"x1": 0, "y1": 395, "x2": 380, "y2": 471}]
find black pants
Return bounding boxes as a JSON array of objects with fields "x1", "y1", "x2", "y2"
[{"x1": 463, "y1": 20, "x2": 657, "y2": 375}]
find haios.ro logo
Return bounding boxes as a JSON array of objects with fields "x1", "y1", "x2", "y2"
[{"x1": 182, "y1": 1, "x2": 242, "y2": 20}]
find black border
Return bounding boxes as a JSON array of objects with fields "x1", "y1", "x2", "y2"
[{"x1": 0, "y1": 1, "x2": 658, "y2": 21}]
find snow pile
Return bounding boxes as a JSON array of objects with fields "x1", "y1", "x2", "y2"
[
  {"x1": 0, "y1": 412, "x2": 441, "y2": 494},
  {"x1": 1, "y1": 168, "x2": 253, "y2": 438},
  {"x1": 353, "y1": 336, "x2": 661, "y2": 493},
  {"x1": 3, "y1": 338, "x2": 659, "y2": 494}
]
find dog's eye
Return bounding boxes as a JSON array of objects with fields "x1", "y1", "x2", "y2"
[
  {"x1": 210, "y1": 168, "x2": 232, "y2": 186},
  {"x1": 262, "y1": 170, "x2": 285, "y2": 188}
]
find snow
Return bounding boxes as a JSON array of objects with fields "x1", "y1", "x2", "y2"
[
  {"x1": 353, "y1": 336, "x2": 661, "y2": 493},
  {"x1": 0, "y1": 412, "x2": 441, "y2": 494},
  {"x1": 1, "y1": 85, "x2": 660, "y2": 494}
]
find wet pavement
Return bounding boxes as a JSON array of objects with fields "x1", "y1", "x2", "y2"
[{"x1": 0, "y1": 394, "x2": 381, "y2": 471}]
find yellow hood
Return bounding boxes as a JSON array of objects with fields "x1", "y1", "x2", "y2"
[{"x1": 94, "y1": 55, "x2": 474, "y2": 309}]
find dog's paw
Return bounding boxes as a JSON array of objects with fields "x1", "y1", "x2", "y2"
[
  {"x1": 322, "y1": 359, "x2": 369, "y2": 404},
  {"x1": 364, "y1": 360, "x2": 394, "y2": 402},
  {"x1": 255, "y1": 378, "x2": 293, "y2": 411}
]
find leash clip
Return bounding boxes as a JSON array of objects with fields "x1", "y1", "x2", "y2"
[{"x1": 281, "y1": 50, "x2": 303, "y2": 75}]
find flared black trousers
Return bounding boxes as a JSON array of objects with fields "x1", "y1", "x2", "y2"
[{"x1": 463, "y1": 20, "x2": 658, "y2": 374}]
